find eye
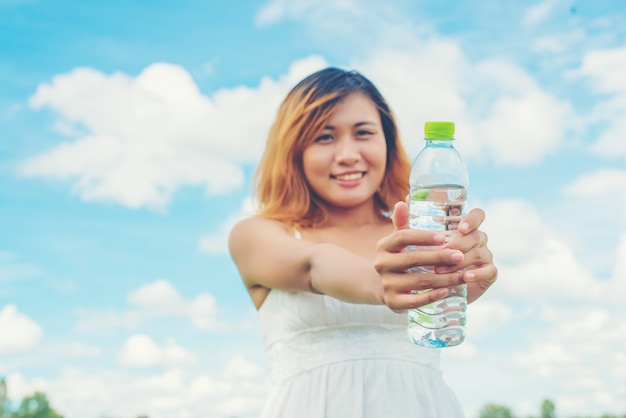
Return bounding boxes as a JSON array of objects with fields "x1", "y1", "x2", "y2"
[
  {"x1": 356, "y1": 129, "x2": 374, "y2": 138},
  {"x1": 314, "y1": 133, "x2": 334, "y2": 143}
]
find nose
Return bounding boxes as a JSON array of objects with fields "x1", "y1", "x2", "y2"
[{"x1": 335, "y1": 137, "x2": 360, "y2": 165}]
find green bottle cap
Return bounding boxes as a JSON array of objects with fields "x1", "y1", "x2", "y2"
[{"x1": 424, "y1": 121, "x2": 455, "y2": 140}]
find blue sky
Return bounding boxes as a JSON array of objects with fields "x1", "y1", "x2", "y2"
[{"x1": 1, "y1": 0, "x2": 626, "y2": 417}]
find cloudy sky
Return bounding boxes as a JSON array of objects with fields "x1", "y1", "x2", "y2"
[{"x1": 1, "y1": 0, "x2": 626, "y2": 417}]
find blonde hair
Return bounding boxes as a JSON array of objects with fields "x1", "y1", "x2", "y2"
[{"x1": 254, "y1": 67, "x2": 411, "y2": 227}]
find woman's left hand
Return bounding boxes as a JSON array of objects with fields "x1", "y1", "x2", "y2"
[{"x1": 436, "y1": 208, "x2": 498, "y2": 303}]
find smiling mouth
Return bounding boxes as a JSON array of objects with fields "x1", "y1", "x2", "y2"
[{"x1": 332, "y1": 172, "x2": 364, "y2": 181}]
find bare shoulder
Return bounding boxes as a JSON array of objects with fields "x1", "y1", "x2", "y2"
[
  {"x1": 228, "y1": 216, "x2": 290, "y2": 251},
  {"x1": 228, "y1": 216, "x2": 313, "y2": 308},
  {"x1": 228, "y1": 216, "x2": 297, "y2": 273}
]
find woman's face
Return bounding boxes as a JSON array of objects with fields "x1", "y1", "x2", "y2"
[{"x1": 302, "y1": 92, "x2": 387, "y2": 210}]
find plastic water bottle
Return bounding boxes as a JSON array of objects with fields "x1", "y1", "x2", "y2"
[{"x1": 407, "y1": 121, "x2": 469, "y2": 348}]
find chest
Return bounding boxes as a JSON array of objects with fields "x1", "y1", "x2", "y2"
[{"x1": 303, "y1": 224, "x2": 393, "y2": 260}]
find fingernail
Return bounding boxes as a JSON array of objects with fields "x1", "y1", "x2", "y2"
[
  {"x1": 464, "y1": 272, "x2": 475, "y2": 281},
  {"x1": 451, "y1": 251, "x2": 463, "y2": 262},
  {"x1": 459, "y1": 222, "x2": 469, "y2": 233},
  {"x1": 433, "y1": 234, "x2": 445, "y2": 243}
]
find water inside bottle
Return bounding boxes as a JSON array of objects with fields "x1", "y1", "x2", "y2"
[
  {"x1": 408, "y1": 184, "x2": 467, "y2": 233},
  {"x1": 407, "y1": 184, "x2": 468, "y2": 348}
]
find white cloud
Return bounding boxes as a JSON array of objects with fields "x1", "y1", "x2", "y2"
[
  {"x1": 480, "y1": 198, "x2": 622, "y2": 302},
  {"x1": 611, "y1": 233, "x2": 626, "y2": 282},
  {"x1": 577, "y1": 46, "x2": 626, "y2": 159},
  {"x1": 74, "y1": 279, "x2": 220, "y2": 331},
  {"x1": 255, "y1": 0, "x2": 299, "y2": 26},
  {"x1": 446, "y1": 291, "x2": 626, "y2": 417},
  {"x1": 221, "y1": 355, "x2": 265, "y2": 380},
  {"x1": 356, "y1": 44, "x2": 572, "y2": 166},
  {"x1": 510, "y1": 305, "x2": 626, "y2": 415},
  {"x1": 0, "y1": 305, "x2": 43, "y2": 354},
  {"x1": 199, "y1": 197, "x2": 257, "y2": 255},
  {"x1": 521, "y1": 0, "x2": 559, "y2": 29},
  {"x1": 198, "y1": 230, "x2": 231, "y2": 256},
  {"x1": 452, "y1": 196, "x2": 626, "y2": 416},
  {"x1": 579, "y1": 47, "x2": 626, "y2": 94},
  {"x1": 69, "y1": 342, "x2": 102, "y2": 357},
  {"x1": 590, "y1": 109, "x2": 626, "y2": 159},
  {"x1": 128, "y1": 279, "x2": 186, "y2": 311},
  {"x1": 441, "y1": 299, "x2": 513, "y2": 360},
  {"x1": 530, "y1": 29, "x2": 586, "y2": 54},
  {"x1": 466, "y1": 299, "x2": 513, "y2": 339},
  {"x1": 20, "y1": 28, "x2": 581, "y2": 213},
  {"x1": 255, "y1": 0, "x2": 420, "y2": 53},
  {"x1": 3, "y1": 372, "x2": 50, "y2": 400},
  {"x1": 4, "y1": 355, "x2": 269, "y2": 418},
  {"x1": 255, "y1": 0, "x2": 361, "y2": 27},
  {"x1": 477, "y1": 90, "x2": 570, "y2": 165},
  {"x1": 187, "y1": 294, "x2": 220, "y2": 330},
  {"x1": 561, "y1": 168, "x2": 626, "y2": 270},
  {"x1": 356, "y1": 43, "x2": 470, "y2": 155},
  {"x1": 117, "y1": 334, "x2": 195, "y2": 368},
  {"x1": 442, "y1": 340, "x2": 477, "y2": 360},
  {"x1": 0, "y1": 251, "x2": 42, "y2": 282},
  {"x1": 564, "y1": 168, "x2": 626, "y2": 199},
  {"x1": 252, "y1": 3, "x2": 575, "y2": 167},
  {"x1": 19, "y1": 57, "x2": 328, "y2": 211},
  {"x1": 514, "y1": 341, "x2": 580, "y2": 377}
]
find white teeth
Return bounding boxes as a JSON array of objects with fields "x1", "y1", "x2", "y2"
[{"x1": 335, "y1": 173, "x2": 362, "y2": 181}]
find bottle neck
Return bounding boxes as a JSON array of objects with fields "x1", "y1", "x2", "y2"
[{"x1": 425, "y1": 139, "x2": 455, "y2": 147}]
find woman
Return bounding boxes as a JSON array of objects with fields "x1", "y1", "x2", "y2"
[{"x1": 229, "y1": 67, "x2": 497, "y2": 417}]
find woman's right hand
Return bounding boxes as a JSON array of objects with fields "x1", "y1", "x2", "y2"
[{"x1": 373, "y1": 201, "x2": 467, "y2": 311}]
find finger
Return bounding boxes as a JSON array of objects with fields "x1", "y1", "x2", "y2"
[
  {"x1": 376, "y1": 228, "x2": 446, "y2": 254},
  {"x1": 437, "y1": 238, "x2": 491, "y2": 272},
  {"x1": 392, "y1": 201, "x2": 410, "y2": 231},
  {"x1": 399, "y1": 248, "x2": 464, "y2": 272},
  {"x1": 462, "y1": 263, "x2": 498, "y2": 285},
  {"x1": 457, "y1": 207, "x2": 485, "y2": 235},
  {"x1": 464, "y1": 264, "x2": 498, "y2": 304},
  {"x1": 442, "y1": 229, "x2": 486, "y2": 253},
  {"x1": 385, "y1": 288, "x2": 450, "y2": 311},
  {"x1": 377, "y1": 247, "x2": 465, "y2": 275},
  {"x1": 383, "y1": 270, "x2": 465, "y2": 294},
  {"x1": 377, "y1": 242, "x2": 463, "y2": 272}
]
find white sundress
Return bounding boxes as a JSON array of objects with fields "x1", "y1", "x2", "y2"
[{"x1": 257, "y1": 288, "x2": 466, "y2": 417}]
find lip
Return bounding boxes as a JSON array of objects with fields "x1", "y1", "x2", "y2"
[
  {"x1": 331, "y1": 170, "x2": 365, "y2": 179},
  {"x1": 330, "y1": 171, "x2": 366, "y2": 187}
]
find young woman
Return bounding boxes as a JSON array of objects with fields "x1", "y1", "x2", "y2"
[{"x1": 229, "y1": 67, "x2": 497, "y2": 417}]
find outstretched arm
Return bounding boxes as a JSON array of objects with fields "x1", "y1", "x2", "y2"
[
  {"x1": 229, "y1": 217, "x2": 385, "y2": 308},
  {"x1": 229, "y1": 215, "x2": 466, "y2": 310}
]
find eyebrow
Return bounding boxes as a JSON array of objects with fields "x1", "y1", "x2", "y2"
[{"x1": 323, "y1": 121, "x2": 379, "y2": 130}]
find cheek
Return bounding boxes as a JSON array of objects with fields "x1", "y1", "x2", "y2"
[
  {"x1": 303, "y1": 148, "x2": 329, "y2": 175},
  {"x1": 302, "y1": 150, "x2": 323, "y2": 185},
  {"x1": 367, "y1": 141, "x2": 388, "y2": 170}
]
